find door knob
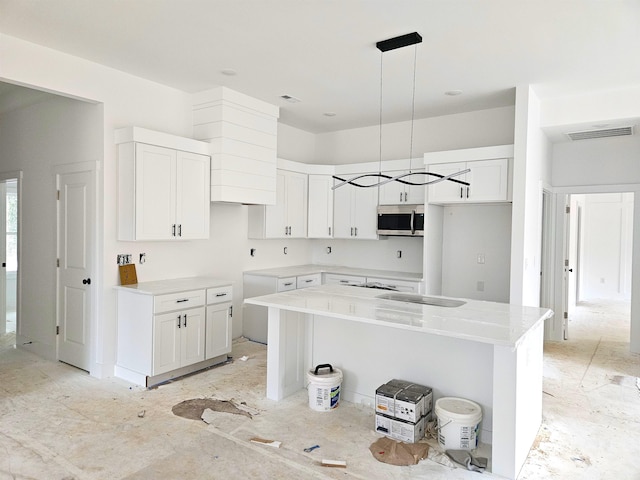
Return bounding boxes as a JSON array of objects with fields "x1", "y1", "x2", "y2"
[{"x1": 82, "y1": 278, "x2": 91, "y2": 285}]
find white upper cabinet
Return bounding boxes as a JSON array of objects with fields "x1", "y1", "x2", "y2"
[
  {"x1": 116, "y1": 127, "x2": 211, "y2": 241},
  {"x1": 333, "y1": 177, "x2": 378, "y2": 239},
  {"x1": 307, "y1": 174, "x2": 334, "y2": 238},
  {"x1": 378, "y1": 170, "x2": 426, "y2": 205},
  {"x1": 424, "y1": 145, "x2": 513, "y2": 205},
  {"x1": 248, "y1": 169, "x2": 308, "y2": 239}
]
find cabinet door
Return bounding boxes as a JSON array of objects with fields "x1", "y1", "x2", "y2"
[
  {"x1": 405, "y1": 180, "x2": 426, "y2": 205},
  {"x1": 286, "y1": 171, "x2": 308, "y2": 238},
  {"x1": 378, "y1": 171, "x2": 405, "y2": 205},
  {"x1": 308, "y1": 175, "x2": 333, "y2": 238},
  {"x1": 181, "y1": 306, "x2": 206, "y2": 366},
  {"x1": 332, "y1": 182, "x2": 353, "y2": 238},
  {"x1": 153, "y1": 311, "x2": 181, "y2": 375},
  {"x1": 427, "y1": 162, "x2": 467, "y2": 204},
  {"x1": 205, "y1": 303, "x2": 232, "y2": 359},
  {"x1": 175, "y1": 151, "x2": 210, "y2": 239},
  {"x1": 264, "y1": 171, "x2": 287, "y2": 238},
  {"x1": 352, "y1": 185, "x2": 378, "y2": 239},
  {"x1": 467, "y1": 158, "x2": 508, "y2": 202},
  {"x1": 135, "y1": 144, "x2": 176, "y2": 240}
]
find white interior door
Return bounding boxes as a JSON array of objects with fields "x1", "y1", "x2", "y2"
[
  {"x1": 58, "y1": 170, "x2": 94, "y2": 371},
  {"x1": 0, "y1": 182, "x2": 6, "y2": 335}
]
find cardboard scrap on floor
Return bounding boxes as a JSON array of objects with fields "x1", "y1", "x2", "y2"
[
  {"x1": 250, "y1": 437, "x2": 281, "y2": 448},
  {"x1": 172, "y1": 398, "x2": 254, "y2": 420},
  {"x1": 321, "y1": 459, "x2": 346, "y2": 468},
  {"x1": 369, "y1": 437, "x2": 429, "y2": 466}
]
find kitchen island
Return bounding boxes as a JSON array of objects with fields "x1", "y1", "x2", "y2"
[{"x1": 244, "y1": 284, "x2": 553, "y2": 479}]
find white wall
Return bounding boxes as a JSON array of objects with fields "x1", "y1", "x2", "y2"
[
  {"x1": 0, "y1": 34, "x2": 315, "y2": 377},
  {"x1": 577, "y1": 193, "x2": 634, "y2": 301},
  {"x1": 315, "y1": 106, "x2": 515, "y2": 164},
  {"x1": 548, "y1": 101, "x2": 640, "y2": 352},
  {"x1": 277, "y1": 123, "x2": 316, "y2": 164},
  {"x1": 552, "y1": 135, "x2": 640, "y2": 187},
  {"x1": 0, "y1": 94, "x2": 101, "y2": 358},
  {"x1": 510, "y1": 86, "x2": 552, "y2": 306},
  {"x1": 310, "y1": 237, "x2": 423, "y2": 274},
  {"x1": 441, "y1": 204, "x2": 512, "y2": 302}
]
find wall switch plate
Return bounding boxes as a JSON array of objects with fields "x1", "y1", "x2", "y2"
[
  {"x1": 250, "y1": 248, "x2": 256, "y2": 257},
  {"x1": 139, "y1": 253, "x2": 146, "y2": 264},
  {"x1": 477, "y1": 254, "x2": 485, "y2": 264}
]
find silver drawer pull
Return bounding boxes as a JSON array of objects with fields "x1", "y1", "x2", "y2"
[
  {"x1": 340, "y1": 280, "x2": 349, "y2": 283},
  {"x1": 283, "y1": 282, "x2": 293, "y2": 286},
  {"x1": 176, "y1": 299, "x2": 189, "y2": 303},
  {"x1": 216, "y1": 293, "x2": 227, "y2": 297},
  {"x1": 305, "y1": 279, "x2": 313, "y2": 283}
]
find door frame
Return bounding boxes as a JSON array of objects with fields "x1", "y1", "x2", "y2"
[
  {"x1": 54, "y1": 161, "x2": 100, "y2": 375},
  {"x1": 0, "y1": 171, "x2": 22, "y2": 339},
  {"x1": 552, "y1": 183, "x2": 639, "y2": 352}
]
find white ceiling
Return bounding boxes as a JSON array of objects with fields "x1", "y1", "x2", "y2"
[{"x1": 0, "y1": 0, "x2": 639, "y2": 134}]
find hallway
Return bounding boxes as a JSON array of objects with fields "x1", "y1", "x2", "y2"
[{"x1": 0, "y1": 301, "x2": 638, "y2": 479}]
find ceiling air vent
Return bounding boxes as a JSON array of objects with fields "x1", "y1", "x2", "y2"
[{"x1": 566, "y1": 126, "x2": 634, "y2": 141}]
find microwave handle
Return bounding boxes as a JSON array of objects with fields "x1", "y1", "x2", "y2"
[{"x1": 410, "y1": 209, "x2": 416, "y2": 235}]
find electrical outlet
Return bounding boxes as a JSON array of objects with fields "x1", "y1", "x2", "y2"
[
  {"x1": 477, "y1": 254, "x2": 485, "y2": 264},
  {"x1": 397, "y1": 250, "x2": 402, "y2": 258},
  {"x1": 139, "y1": 253, "x2": 146, "y2": 264},
  {"x1": 117, "y1": 254, "x2": 132, "y2": 266}
]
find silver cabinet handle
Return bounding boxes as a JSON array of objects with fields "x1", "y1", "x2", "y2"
[
  {"x1": 216, "y1": 293, "x2": 227, "y2": 297},
  {"x1": 350, "y1": 227, "x2": 354, "y2": 236},
  {"x1": 404, "y1": 192, "x2": 408, "y2": 202},
  {"x1": 460, "y1": 187, "x2": 463, "y2": 199},
  {"x1": 178, "y1": 224, "x2": 182, "y2": 237},
  {"x1": 328, "y1": 226, "x2": 331, "y2": 236},
  {"x1": 285, "y1": 226, "x2": 288, "y2": 235},
  {"x1": 172, "y1": 224, "x2": 176, "y2": 236},
  {"x1": 283, "y1": 282, "x2": 293, "y2": 286},
  {"x1": 177, "y1": 315, "x2": 181, "y2": 328},
  {"x1": 400, "y1": 192, "x2": 403, "y2": 202},
  {"x1": 177, "y1": 299, "x2": 188, "y2": 303},
  {"x1": 466, "y1": 187, "x2": 470, "y2": 198},
  {"x1": 183, "y1": 314, "x2": 187, "y2": 327},
  {"x1": 354, "y1": 227, "x2": 358, "y2": 236}
]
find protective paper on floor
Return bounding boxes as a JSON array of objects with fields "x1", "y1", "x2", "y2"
[
  {"x1": 172, "y1": 398, "x2": 252, "y2": 420},
  {"x1": 369, "y1": 437, "x2": 429, "y2": 466}
]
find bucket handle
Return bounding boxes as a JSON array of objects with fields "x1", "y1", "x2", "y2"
[{"x1": 314, "y1": 364, "x2": 333, "y2": 375}]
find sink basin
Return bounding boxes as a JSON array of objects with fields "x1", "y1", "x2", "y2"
[{"x1": 376, "y1": 293, "x2": 466, "y2": 307}]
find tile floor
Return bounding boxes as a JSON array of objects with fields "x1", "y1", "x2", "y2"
[{"x1": 0, "y1": 300, "x2": 638, "y2": 479}]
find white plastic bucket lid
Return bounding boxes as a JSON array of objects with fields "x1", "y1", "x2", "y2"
[
  {"x1": 435, "y1": 397, "x2": 482, "y2": 424},
  {"x1": 307, "y1": 364, "x2": 342, "y2": 384}
]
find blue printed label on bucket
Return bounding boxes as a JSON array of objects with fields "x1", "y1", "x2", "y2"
[{"x1": 330, "y1": 385, "x2": 340, "y2": 408}]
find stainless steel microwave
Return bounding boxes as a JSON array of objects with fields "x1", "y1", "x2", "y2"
[{"x1": 377, "y1": 204, "x2": 424, "y2": 236}]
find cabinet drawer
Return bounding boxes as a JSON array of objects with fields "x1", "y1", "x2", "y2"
[
  {"x1": 207, "y1": 285, "x2": 233, "y2": 305},
  {"x1": 154, "y1": 289, "x2": 206, "y2": 314},
  {"x1": 277, "y1": 277, "x2": 297, "y2": 292},
  {"x1": 296, "y1": 273, "x2": 321, "y2": 289},
  {"x1": 323, "y1": 273, "x2": 366, "y2": 286}
]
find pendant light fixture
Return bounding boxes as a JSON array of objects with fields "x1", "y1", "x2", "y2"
[{"x1": 332, "y1": 32, "x2": 470, "y2": 191}]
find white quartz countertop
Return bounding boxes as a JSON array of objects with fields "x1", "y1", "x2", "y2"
[
  {"x1": 114, "y1": 276, "x2": 233, "y2": 295},
  {"x1": 244, "y1": 284, "x2": 553, "y2": 348},
  {"x1": 243, "y1": 264, "x2": 422, "y2": 282}
]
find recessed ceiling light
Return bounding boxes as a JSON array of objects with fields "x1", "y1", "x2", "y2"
[
  {"x1": 221, "y1": 68, "x2": 237, "y2": 76},
  {"x1": 323, "y1": 112, "x2": 337, "y2": 117},
  {"x1": 444, "y1": 90, "x2": 463, "y2": 96},
  {"x1": 280, "y1": 94, "x2": 301, "y2": 103}
]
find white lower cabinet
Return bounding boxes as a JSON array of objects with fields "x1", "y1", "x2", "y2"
[
  {"x1": 365, "y1": 277, "x2": 421, "y2": 293},
  {"x1": 243, "y1": 272, "x2": 322, "y2": 343},
  {"x1": 323, "y1": 273, "x2": 366, "y2": 286},
  {"x1": 115, "y1": 279, "x2": 233, "y2": 387},
  {"x1": 153, "y1": 306, "x2": 205, "y2": 376},
  {"x1": 205, "y1": 286, "x2": 233, "y2": 360}
]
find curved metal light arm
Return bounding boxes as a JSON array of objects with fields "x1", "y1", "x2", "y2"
[{"x1": 331, "y1": 169, "x2": 470, "y2": 189}]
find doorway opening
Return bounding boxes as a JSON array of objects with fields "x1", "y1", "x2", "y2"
[
  {"x1": 566, "y1": 192, "x2": 633, "y2": 341},
  {"x1": 1, "y1": 176, "x2": 20, "y2": 348}
]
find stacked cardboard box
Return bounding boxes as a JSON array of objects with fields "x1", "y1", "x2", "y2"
[{"x1": 374, "y1": 379, "x2": 433, "y2": 443}]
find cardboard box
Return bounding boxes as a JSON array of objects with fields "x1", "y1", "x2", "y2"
[
  {"x1": 375, "y1": 380, "x2": 433, "y2": 423},
  {"x1": 375, "y1": 413, "x2": 427, "y2": 443}
]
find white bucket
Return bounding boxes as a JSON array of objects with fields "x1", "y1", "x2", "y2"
[
  {"x1": 435, "y1": 397, "x2": 482, "y2": 450},
  {"x1": 306, "y1": 364, "x2": 342, "y2": 412}
]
